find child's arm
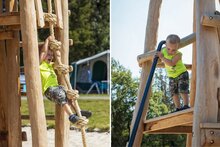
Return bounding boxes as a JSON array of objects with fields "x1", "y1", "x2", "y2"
[
  {"x1": 157, "y1": 52, "x2": 182, "y2": 66},
  {"x1": 39, "y1": 36, "x2": 54, "y2": 63}
]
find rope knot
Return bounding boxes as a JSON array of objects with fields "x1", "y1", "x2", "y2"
[
  {"x1": 49, "y1": 39, "x2": 61, "y2": 51},
  {"x1": 75, "y1": 116, "x2": 89, "y2": 128},
  {"x1": 44, "y1": 13, "x2": 57, "y2": 25},
  {"x1": 53, "y1": 63, "x2": 73, "y2": 75}
]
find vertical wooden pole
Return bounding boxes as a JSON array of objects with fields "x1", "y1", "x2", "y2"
[
  {"x1": 34, "y1": 0, "x2": 45, "y2": 27},
  {"x1": 129, "y1": 0, "x2": 162, "y2": 146},
  {"x1": 0, "y1": 1, "x2": 8, "y2": 146},
  {"x1": 55, "y1": 0, "x2": 69, "y2": 146},
  {"x1": 190, "y1": 0, "x2": 197, "y2": 110},
  {"x1": 193, "y1": 0, "x2": 220, "y2": 146},
  {"x1": 0, "y1": 41, "x2": 8, "y2": 145},
  {"x1": 54, "y1": 0, "x2": 63, "y2": 29},
  {"x1": 5, "y1": 0, "x2": 22, "y2": 146},
  {"x1": 0, "y1": 44, "x2": 8, "y2": 147},
  {"x1": 186, "y1": 1, "x2": 196, "y2": 146},
  {"x1": 20, "y1": 0, "x2": 48, "y2": 147}
]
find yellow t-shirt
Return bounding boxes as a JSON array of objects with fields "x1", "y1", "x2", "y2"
[
  {"x1": 161, "y1": 48, "x2": 187, "y2": 78},
  {"x1": 40, "y1": 61, "x2": 58, "y2": 93}
]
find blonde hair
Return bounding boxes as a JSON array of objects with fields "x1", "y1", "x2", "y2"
[{"x1": 166, "y1": 34, "x2": 180, "y2": 44}]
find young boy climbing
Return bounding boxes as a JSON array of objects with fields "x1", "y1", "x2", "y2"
[
  {"x1": 39, "y1": 36, "x2": 91, "y2": 126},
  {"x1": 156, "y1": 34, "x2": 190, "y2": 112}
]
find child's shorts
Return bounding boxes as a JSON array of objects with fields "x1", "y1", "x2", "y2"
[
  {"x1": 169, "y1": 71, "x2": 189, "y2": 96},
  {"x1": 44, "y1": 86, "x2": 68, "y2": 106}
]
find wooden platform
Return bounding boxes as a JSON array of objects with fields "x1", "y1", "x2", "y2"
[{"x1": 144, "y1": 107, "x2": 194, "y2": 134}]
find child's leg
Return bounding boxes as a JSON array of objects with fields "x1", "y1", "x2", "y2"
[
  {"x1": 180, "y1": 93, "x2": 189, "y2": 106},
  {"x1": 169, "y1": 77, "x2": 179, "y2": 110},
  {"x1": 172, "y1": 94, "x2": 181, "y2": 109},
  {"x1": 63, "y1": 103, "x2": 74, "y2": 115},
  {"x1": 45, "y1": 86, "x2": 89, "y2": 125},
  {"x1": 178, "y1": 71, "x2": 190, "y2": 108}
]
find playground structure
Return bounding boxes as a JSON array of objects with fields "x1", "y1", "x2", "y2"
[
  {"x1": 129, "y1": 0, "x2": 220, "y2": 147},
  {"x1": 0, "y1": 0, "x2": 87, "y2": 147}
]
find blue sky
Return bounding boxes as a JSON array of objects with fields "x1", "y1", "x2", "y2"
[{"x1": 111, "y1": 0, "x2": 194, "y2": 78}]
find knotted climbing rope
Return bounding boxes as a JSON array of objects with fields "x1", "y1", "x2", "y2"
[{"x1": 46, "y1": 0, "x2": 88, "y2": 147}]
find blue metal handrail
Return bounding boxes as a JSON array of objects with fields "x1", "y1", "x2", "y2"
[{"x1": 128, "y1": 40, "x2": 166, "y2": 147}]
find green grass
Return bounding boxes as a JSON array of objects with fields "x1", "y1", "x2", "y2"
[{"x1": 21, "y1": 96, "x2": 110, "y2": 132}]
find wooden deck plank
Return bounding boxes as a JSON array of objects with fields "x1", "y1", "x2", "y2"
[
  {"x1": 144, "y1": 126, "x2": 192, "y2": 134},
  {"x1": 144, "y1": 108, "x2": 194, "y2": 132},
  {"x1": 0, "y1": 12, "x2": 20, "y2": 26}
]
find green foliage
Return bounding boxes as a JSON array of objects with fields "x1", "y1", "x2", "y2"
[
  {"x1": 21, "y1": 97, "x2": 110, "y2": 131},
  {"x1": 142, "y1": 134, "x2": 186, "y2": 147},
  {"x1": 111, "y1": 60, "x2": 186, "y2": 146},
  {"x1": 111, "y1": 58, "x2": 139, "y2": 146},
  {"x1": 147, "y1": 91, "x2": 169, "y2": 119},
  {"x1": 153, "y1": 68, "x2": 175, "y2": 111},
  {"x1": 37, "y1": 0, "x2": 110, "y2": 63},
  {"x1": 68, "y1": 0, "x2": 110, "y2": 63}
]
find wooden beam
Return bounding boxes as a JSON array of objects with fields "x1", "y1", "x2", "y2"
[
  {"x1": 193, "y1": 0, "x2": 220, "y2": 146},
  {"x1": 54, "y1": 0, "x2": 63, "y2": 29},
  {"x1": 0, "y1": 12, "x2": 63, "y2": 29},
  {"x1": 21, "y1": 115, "x2": 55, "y2": 120},
  {"x1": 0, "y1": 12, "x2": 20, "y2": 26},
  {"x1": 0, "y1": 2, "x2": 8, "y2": 147},
  {"x1": 217, "y1": 27, "x2": 220, "y2": 43},
  {"x1": 55, "y1": 0, "x2": 70, "y2": 147},
  {"x1": 0, "y1": 31, "x2": 14, "y2": 40},
  {"x1": 202, "y1": 129, "x2": 220, "y2": 146},
  {"x1": 144, "y1": 108, "x2": 193, "y2": 132},
  {"x1": 200, "y1": 123, "x2": 220, "y2": 129},
  {"x1": 20, "y1": 0, "x2": 48, "y2": 147},
  {"x1": 1, "y1": 21, "x2": 63, "y2": 31},
  {"x1": 129, "y1": 1, "x2": 162, "y2": 146},
  {"x1": 137, "y1": 33, "x2": 196, "y2": 66},
  {"x1": 19, "y1": 39, "x2": 73, "y2": 47},
  {"x1": 34, "y1": 0, "x2": 45, "y2": 27},
  {"x1": 0, "y1": 44, "x2": 8, "y2": 147},
  {"x1": 201, "y1": 15, "x2": 220, "y2": 27},
  {"x1": 144, "y1": 126, "x2": 192, "y2": 134},
  {"x1": 5, "y1": 1, "x2": 21, "y2": 146}
]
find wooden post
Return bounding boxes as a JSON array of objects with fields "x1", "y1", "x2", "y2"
[
  {"x1": 192, "y1": 0, "x2": 220, "y2": 146},
  {"x1": 129, "y1": 0, "x2": 162, "y2": 146},
  {"x1": 0, "y1": 34, "x2": 8, "y2": 147},
  {"x1": 20, "y1": 0, "x2": 48, "y2": 147},
  {"x1": 186, "y1": 1, "x2": 196, "y2": 147},
  {"x1": 55, "y1": 0, "x2": 69, "y2": 147},
  {"x1": 34, "y1": 0, "x2": 45, "y2": 27},
  {"x1": 54, "y1": 0, "x2": 63, "y2": 29},
  {"x1": 190, "y1": 0, "x2": 197, "y2": 109},
  {"x1": 0, "y1": 2, "x2": 8, "y2": 146},
  {"x1": 5, "y1": 0, "x2": 22, "y2": 146}
]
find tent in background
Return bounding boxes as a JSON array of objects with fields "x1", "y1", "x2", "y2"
[{"x1": 70, "y1": 50, "x2": 110, "y2": 94}]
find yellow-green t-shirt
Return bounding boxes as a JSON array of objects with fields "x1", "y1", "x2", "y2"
[
  {"x1": 40, "y1": 61, "x2": 58, "y2": 93},
  {"x1": 161, "y1": 48, "x2": 187, "y2": 78}
]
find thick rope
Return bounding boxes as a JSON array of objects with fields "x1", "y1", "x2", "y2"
[
  {"x1": 47, "y1": 0, "x2": 87, "y2": 147},
  {"x1": 44, "y1": 13, "x2": 57, "y2": 25},
  {"x1": 53, "y1": 63, "x2": 73, "y2": 75}
]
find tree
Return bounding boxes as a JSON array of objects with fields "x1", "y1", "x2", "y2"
[
  {"x1": 37, "y1": 0, "x2": 110, "y2": 64},
  {"x1": 111, "y1": 60, "x2": 186, "y2": 146},
  {"x1": 111, "y1": 58, "x2": 139, "y2": 146},
  {"x1": 68, "y1": 0, "x2": 109, "y2": 63}
]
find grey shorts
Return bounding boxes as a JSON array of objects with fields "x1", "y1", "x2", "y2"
[
  {"x1": 169, "y1": 71, "x2": 189, "y2": 96},
  {"x1": 45, "y1": 86, "x2": 68, "y2": 106}
]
